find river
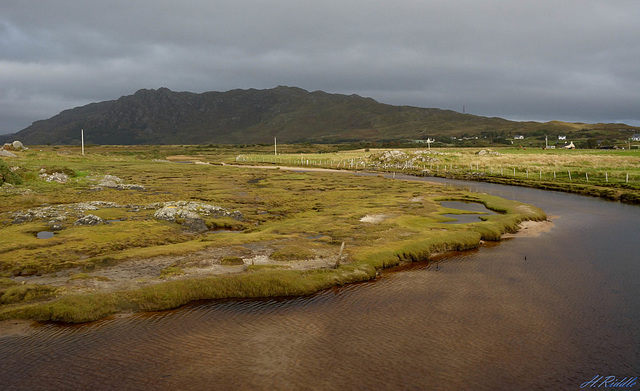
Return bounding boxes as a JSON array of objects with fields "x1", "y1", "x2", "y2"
[{"x1": 1, "y1": 176, "x2": 638, "y2": 390}]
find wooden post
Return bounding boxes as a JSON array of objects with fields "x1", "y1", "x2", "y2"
[
  {"x1": 568, "y1": 170, "x2": 572, "y2": 181},
  {"x1": 335, "y1": 242, "x2": 345, "y2": 268},
  {"x1": 81, "y1": 129, "x2": 85, "y2": 156},
  {"x1": 606, "y1": 172, "x2": 608, "y2": 182}
]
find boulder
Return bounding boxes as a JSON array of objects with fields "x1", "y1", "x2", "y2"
[
  {"x1": 74, "y1": 214, "x2": 105, "y2": 226},
  {"x1": 12, "y1": 141, "x2": 26, "y2": 150},
  {"x1": 98, "y1": 175, "x2": 123, "y2": 188},
  {"x1": 182, "y1": 216, "x2": 209, "y2": 232},
  {"x1": 0, "y1": 150, "x2": 17, "y2": 157},
  {"x1": 154, "y1": 205, "x2": 209, "y2": 232},
  {"x1": 40, "y1": 172, "x2": 69, "y2": 183}
]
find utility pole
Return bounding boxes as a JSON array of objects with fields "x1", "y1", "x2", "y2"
[
  {"x1": 274, "y1": 137, "x2": 277, "y2": 156},
  {"x1": 545, "y1": 135, "x2": 548, "y2": 149},
  {"x1": 81, "y1": 129, "x2": 85, "y2": 155}
]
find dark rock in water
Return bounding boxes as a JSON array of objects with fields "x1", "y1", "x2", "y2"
[
  {"x1": 183, "y1": 216, "x2": 209, "y2": 232},
  {"x1": 74, "y1": 214, "x2": 105, "y2": 226}
]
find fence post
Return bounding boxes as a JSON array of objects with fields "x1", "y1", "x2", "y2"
[
  {"x1": 606, "y1": 172, "x2": 608, "y2": 182},
  {"x1": 626, "y1": 173, "x2": 629, "y2": 183},
  {"x1": 586, "y1": 172, "x2": 588, "y2": 182},
  {"x1": 568, "y1": 170, "x2": 572, "y2": 181}
]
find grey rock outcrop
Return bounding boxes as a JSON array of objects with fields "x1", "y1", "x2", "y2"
[
  {"x1": 153, "y1": 206, "x2": 208, "y2": 232},
  {"x1": 153, "y1": 201, "x2": 243, "y2": 232},
  {"x1": 12, "y1": 141, "x2": 26, "y2": 150},
  {"x1": 0, "y1": 149, "x2": 17, "y2": 157},
  {"x1": 74, "y1": 214, "x2": 105, "y2": 226},
  {"x1": 40, "y1": 172, "x2": 69, "y2": 183},
  {"x1": 92, "y1": 175, "x2": 145, "y2": 190}
]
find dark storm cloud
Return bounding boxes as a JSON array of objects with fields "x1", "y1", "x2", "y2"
[{"x1": 1, "y1": 0, "x2": 639, "y2": 134}]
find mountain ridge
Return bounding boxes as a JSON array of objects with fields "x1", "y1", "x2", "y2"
[{"x1": 2, "y1": 86, "x2": 637, "y2": 145}]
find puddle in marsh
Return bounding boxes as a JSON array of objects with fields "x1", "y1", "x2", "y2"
[
  {"x1": 440, "y1": 200, "x2": 497, "y2": 224},
  {"x1": 36, "y1": 231, "x2": 54, "y2": 239}
]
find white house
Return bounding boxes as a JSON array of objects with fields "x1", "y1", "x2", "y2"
[
  {"x1": 632, "y1": 134, "x2": 640, "y2": 141},
  {"x1": 514, "y1": 135, "x2": 524, "y2": 140},
  {"x1": 562, "y1": 141, "x2": 576, "y2": 149},
  {"x1": 558, "y1": 135, "x2": 567, "y2": 140}
]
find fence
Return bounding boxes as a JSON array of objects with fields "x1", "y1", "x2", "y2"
[{"x1": 235, "y1": 155, "x2": 638, "y2": 186}]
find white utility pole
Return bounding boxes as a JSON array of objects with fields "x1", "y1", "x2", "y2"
[
  {"x1": 81, "y1": 129, "x2": 85, "y2": 155},
  {"x1": 274, "y1": 137, "x2": 277, "y2": 156}
]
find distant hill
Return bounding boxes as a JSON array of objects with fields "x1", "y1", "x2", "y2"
[{"x1": 2, "y1": 86, "x2": 637, "y2": 145}]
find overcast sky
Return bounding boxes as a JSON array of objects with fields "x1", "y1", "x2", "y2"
[{"x1": 1, "y1": 0, "x2": 639, "y2": 134}]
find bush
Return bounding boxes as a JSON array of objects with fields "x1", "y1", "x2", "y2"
[{"x1": 0, "y1": 159, "x2": 22, "y2": 185}]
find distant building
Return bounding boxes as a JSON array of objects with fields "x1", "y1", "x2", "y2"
[
  {"x1": 514, "y1": 135, "x2": 525, "y2": 140},
  {"x1": 558, "y1": 135, "x2": 567, "y2": 140},
  {"x1": 562, "y1": 142, "x2": 576, "y2": 149},
  {"x1": 632, "y1": 134, "x2": 640, "y2": 141}
]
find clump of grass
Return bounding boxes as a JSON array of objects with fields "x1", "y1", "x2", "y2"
[
  {"x1": 246, "y1": 264, "x2": 289, "y2": 271},
  {"x1": 39, "y1": 166, "x2": 77, "y2": 177},
  {"x1": 0, "y1": 278, "x2": 18, "y2": 290},
  {"x1": 0, "y1": 284, "x2": 57, "y2": 305},
  {"x1": 160, "y1": 266, "x2": 185, "y2": 278},
  {"x1": 220, "y1": 256, "x2": 244, "y2": 266},
  {"x1": 69, "y1": 273, "x2": 111, "y2": 282},
  {"x1": 271, "y1": 245, "x2": 315, "y2": 261}
]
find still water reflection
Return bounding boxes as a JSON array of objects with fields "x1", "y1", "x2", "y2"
[{"x1": 1, "y1": 177, "x2": 638, "y2": 390}]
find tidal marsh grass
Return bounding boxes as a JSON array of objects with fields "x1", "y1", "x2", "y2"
[{"x1": 1, "y1": 145, "x2": 547, "y2": 322}]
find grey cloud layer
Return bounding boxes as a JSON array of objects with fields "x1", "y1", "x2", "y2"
[{"x1": 2, "y1": 0, "x2": 639, "y2": 134}]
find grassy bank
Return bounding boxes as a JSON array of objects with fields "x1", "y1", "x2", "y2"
[{"x1": 1, "y1": 145, "x2": 544, "y2": 323}]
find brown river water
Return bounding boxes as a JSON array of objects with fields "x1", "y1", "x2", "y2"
[{"x1": 1, "y1": 176, "x2": 638, "y2": 390}]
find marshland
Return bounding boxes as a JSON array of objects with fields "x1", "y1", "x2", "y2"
[
  {"x1": 2, "y1": 144, "x2": 640, "y2": 390},
  {"x1": 1, "y1": 144, "x2": 551, "y2": 323}
]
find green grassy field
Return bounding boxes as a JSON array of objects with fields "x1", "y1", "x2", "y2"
[
  {"x1": 243, "y1": 146, "x2": 640, "y2": 203},
  {"x1": 0, "y1": 145, "x2": 547, "y2": 322}
]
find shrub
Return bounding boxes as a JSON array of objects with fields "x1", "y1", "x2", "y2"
[{"x1": 0, "y1": 160, "x2": 22, "y2": 185}]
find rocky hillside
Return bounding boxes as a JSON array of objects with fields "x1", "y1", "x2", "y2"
[{"x1": 3, "y1": 86, "x2": 636, "y2": 145}]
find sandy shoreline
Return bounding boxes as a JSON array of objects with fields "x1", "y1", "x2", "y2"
[{"x1": 503, "y1": 216, "x2": 556, "y2": 238}]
